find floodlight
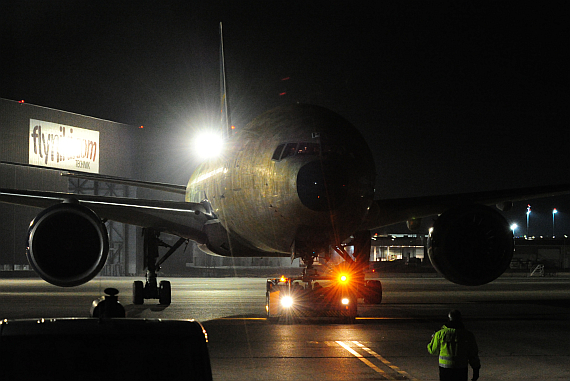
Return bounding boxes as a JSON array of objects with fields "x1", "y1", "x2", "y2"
[{"x1": 193, "y1": 131, "x2": 224, "y2": 160}]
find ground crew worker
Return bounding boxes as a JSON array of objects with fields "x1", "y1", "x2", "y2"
[{"x1": 428, "y1": 310, "x2": 480, "y2": 381}]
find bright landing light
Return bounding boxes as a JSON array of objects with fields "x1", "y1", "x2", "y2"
[{"x1": 193, "y1": 131, "x2": 224, "y2": 160}]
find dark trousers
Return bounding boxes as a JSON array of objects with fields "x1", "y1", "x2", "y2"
[{"x1": 439, "y1": 367, "x2": 468, "y2": 381}]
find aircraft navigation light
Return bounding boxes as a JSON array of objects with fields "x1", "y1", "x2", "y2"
[
  {"x1": 194, "y1": 130, "x2": 224, "y2": 160},
  {"x1": 281, "y1": 296, "x2": 294, "y2": 308}
]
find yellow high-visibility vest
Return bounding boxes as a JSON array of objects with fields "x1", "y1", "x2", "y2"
[{"x1": 428, "y1": 324, "x2": 481, "y2": 369}]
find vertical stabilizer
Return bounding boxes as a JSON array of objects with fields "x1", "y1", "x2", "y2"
[{"x1": 219, "y1": 22, "x2": 232, "y2": 139}]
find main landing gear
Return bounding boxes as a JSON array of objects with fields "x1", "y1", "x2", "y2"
[{"x1": 132, "y1": 228, "x2": 187, "y2": 305}]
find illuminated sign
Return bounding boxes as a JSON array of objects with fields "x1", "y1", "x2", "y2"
[{"x1": 29, "y1": 119, "x2": 99, "y2": 173}]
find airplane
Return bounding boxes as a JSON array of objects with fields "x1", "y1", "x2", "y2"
[
  {"x1": 2, "y1": 101, "x2": 570, "y2": 305},
  {"x1": 2, "y1": 24, "x2": 570, "y2": 305}
]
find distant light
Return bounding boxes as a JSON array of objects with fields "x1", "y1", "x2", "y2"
[
  {"x1": 553, "y1": 208, "x2": 558, "y2": 214},
  {"x1": 18, "y1": 100, "x2": 25, "y2": 104},
  {"x1": 341, "y1": 298, "x2": 350, "y2": 305},
  {"x1": 193, "y1": 130, "x2": 224, "y2": 160},
  {"x1": 339, "y1": 275, "x2": 348, "y2": 283},
  {"x1": 281, "y1": 77, "x2": 290, "y2": 81},
  {"x1": 279, "y1": 92, "x2": 287, "y2": 96},
  {"x1": 511, "y1": 224, "x2": 518, "y2": 232},
  {"x1": 139, "y1": 125, "x2": 144, "y2": 129}
]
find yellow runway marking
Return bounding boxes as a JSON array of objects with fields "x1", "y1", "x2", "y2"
[
  {"x1": 336, "y1": 341, "x2": 421, "y2": 380},
  {"x1": 335, "y1": 341, "x2": 396, "y2": 380},
  {"x1": 353, "y1": 341, "x2": 421, "y2": 381}
]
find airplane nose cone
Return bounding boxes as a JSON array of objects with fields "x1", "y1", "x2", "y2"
[{"x1": 297, "y1": 159, "x2": 348, "y2": 211}]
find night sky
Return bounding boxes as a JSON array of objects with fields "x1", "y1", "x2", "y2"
[{"x1": 1, "y1": 1, "x2": 568, "y2": 235}]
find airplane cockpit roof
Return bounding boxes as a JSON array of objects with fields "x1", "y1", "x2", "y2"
[{"x1": 271, "y1": 142, "x2": 348, "y2": 161}]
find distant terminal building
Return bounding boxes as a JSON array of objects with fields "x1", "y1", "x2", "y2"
[
  {"x1": 0, "y1": 98, "x2": 144, "y2": 276},
  {"x1": 371, "y1": 234, "x2": 427, "y2": 263},
  {"x1": 512, "y1": 236, "x2": 570, "y2": 271},
  {"x1": 370, "y1": 233, "x2": 570, "y2": 272}
]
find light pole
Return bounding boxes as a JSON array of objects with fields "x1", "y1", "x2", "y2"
[
  {"x1": 526, "y1": 205, "x2": 531, "y2": 237},
  {"x1": 511, "y1": 224, "x2": 518, "y2": 238},
  {"x1": 552, "y1": 208, "x2": 557, "y2": 238}
]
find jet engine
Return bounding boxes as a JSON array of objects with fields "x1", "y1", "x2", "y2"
[
  {"x1": 427, "y1": 204, "x2": 513, "y2": 286},
  {"x1": 27, "y1": 202, "x2": 109, "y2": 287}
]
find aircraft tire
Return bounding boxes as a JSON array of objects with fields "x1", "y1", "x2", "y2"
[
  {"x1": 159, "y1": 280, "x2": 171, "y2": 305},
  {"x1": 133, "y1": 281, "x2": 144, "y2": 305}
]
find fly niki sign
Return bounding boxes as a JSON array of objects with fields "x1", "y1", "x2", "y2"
[{"x1": 29, "y1": 119, "x2": 99, "y2": 173}]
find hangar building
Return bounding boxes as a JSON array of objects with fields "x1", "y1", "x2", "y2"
[{"x1": 0, "y1": 98, "x2": 145, "y2": 276}]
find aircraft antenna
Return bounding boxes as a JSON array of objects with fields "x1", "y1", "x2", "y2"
[{"x1": 219, "y1": 22, "x2": 232, "y2": 140}]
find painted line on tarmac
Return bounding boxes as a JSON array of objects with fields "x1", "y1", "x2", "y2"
[
  {"x1": 353, "y1": 341, "x2": 420, "y2": 381},
  {"x1": 336, "y1": 341, "x2": 397, "y2": 380}
]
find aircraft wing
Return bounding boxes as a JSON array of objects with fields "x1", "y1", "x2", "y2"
[
  {"x1": 60, "y1": 172, "x2": 187, "y2": 195},
  {"x1": 0, "y1": 188, "x2": 210, "y2": 243},
  {"x1": 0, "y1": 161, "x2": 187, "y2": 195},
  {"x1": 363, "y1": 183, "x2": 570, "y2": 230}
]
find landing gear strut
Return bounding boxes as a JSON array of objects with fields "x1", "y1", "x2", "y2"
[
  {"x1": 332, "y1": 230, "x2": 382, "y2": 304},
  {"x1": 132, "y1": 228, "x2": 186, "y2": 305}
]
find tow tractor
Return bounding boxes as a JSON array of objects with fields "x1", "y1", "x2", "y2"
[{"x1": 266, "y1": 268, "x2": 360, "y2": 323}]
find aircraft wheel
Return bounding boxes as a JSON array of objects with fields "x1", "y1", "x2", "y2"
[
  {"x1": 133, "y1": 281, "x2": 144, "y2": 305},
  {"x1": 159, "y1": 280, "x2": 171, "y2": 305}
]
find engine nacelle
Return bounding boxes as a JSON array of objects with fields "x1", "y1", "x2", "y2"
[
  {"x1": 428, "y1": 204, "x2": 513, "y2": 286},
  {"x1": 27, "y1": 203, "x2": 109, "y2": 287}
]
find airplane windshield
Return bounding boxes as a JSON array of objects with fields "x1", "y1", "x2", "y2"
[
  {"x1": 272, "y1": 142, "x2": 320, "y2": 161},
  {"x1": 296, "y1": 143, "x2": 319, "y2": 155},
  {"x1": 271, "y1": 144, "x2": 285, "y2": 160},
  {"x1": 280, "y1": 143, "x2": 298, "y2": 160}
]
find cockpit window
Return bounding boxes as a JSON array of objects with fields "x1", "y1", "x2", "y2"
[
  {"x1": 272, "y1": 144, "x2": 285, "y2": 160},
  {"x1": 296, "y1": 143, "x2": 319, "y2": 155},
  {"x1": 280, "y1": 143, "x2": 298, "y2": 160},
  {"x1": 272, "y1": 142, "x2": 321, "y2": 161}
]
